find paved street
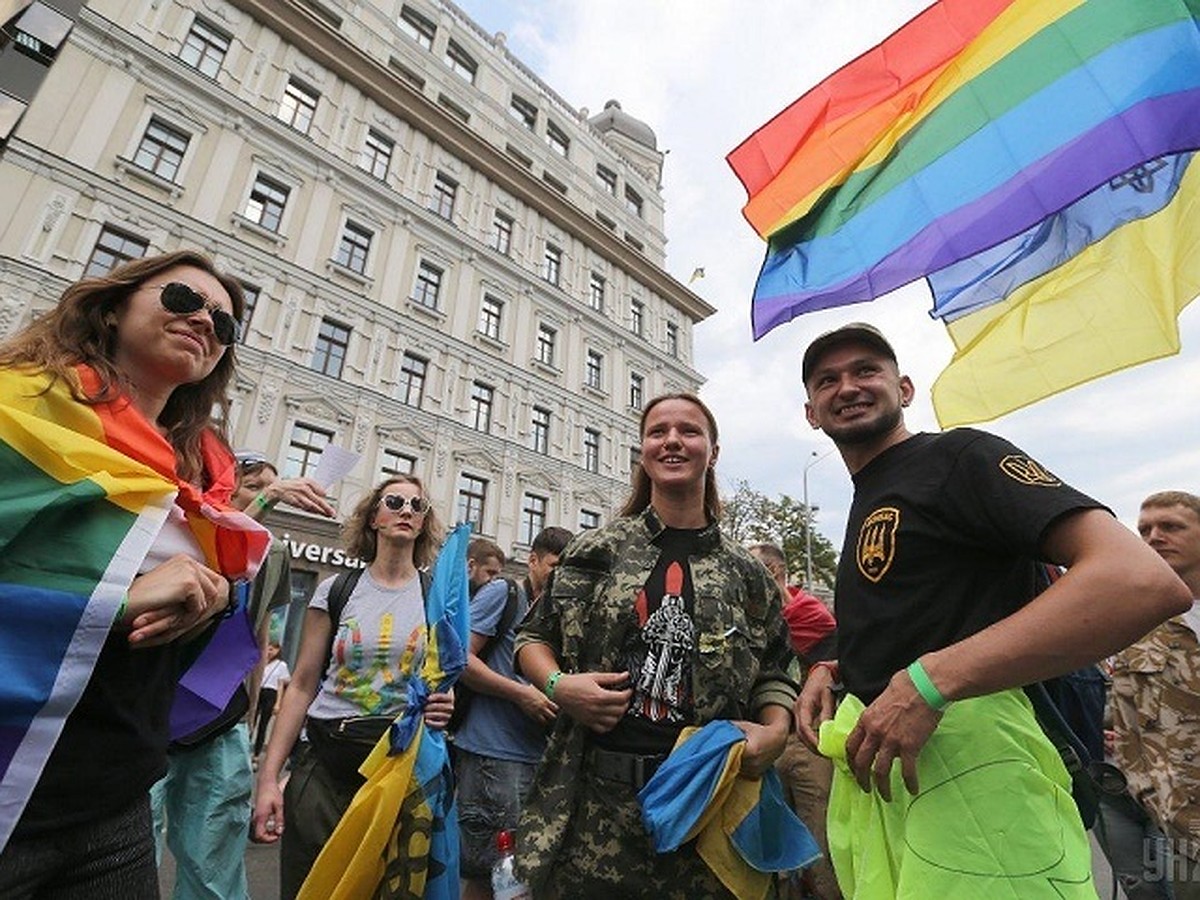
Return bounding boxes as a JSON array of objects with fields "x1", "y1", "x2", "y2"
[
  {"x1": 159, "y1": 839, "x2": 279, "y2": 899},
  {"x1": 156, "y1": 830, "x2": 1128, "y2": 899}
]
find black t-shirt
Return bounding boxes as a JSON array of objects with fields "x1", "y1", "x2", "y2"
[
  {"x1": 837, "y1": 429, "x2": 1105, "y2": 704},
  {"x1": 596, "y1": 526, "x2": 700, "y2": 755},
  {"x1": 13, "y1": 628, "x2": 181, "y2": 837}
]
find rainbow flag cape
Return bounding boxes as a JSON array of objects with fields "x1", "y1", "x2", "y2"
[
  {"x1": 298, "y1": 523, "x2": 471, "y2": 900},
  {"x1": 0, "y1": 365, "x2": 270, "y2": 851},
  {"x1": 729, "y1": 0, "x2": 1200, "y2": 425}
]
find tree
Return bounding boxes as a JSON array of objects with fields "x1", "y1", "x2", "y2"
[{"x1": 721, "y1": 480, "x2": 839, "y2": 589}]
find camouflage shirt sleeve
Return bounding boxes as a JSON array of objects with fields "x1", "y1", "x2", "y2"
[
  {"x1": 742, "y1": 548, "x2": 799, "y2": 715},
  {"x1": 514, "y1": 524, "x2": 617, "y2": 669},
  {"x1": 513, "y1": 569, "x2": 562, "y2": 662}
]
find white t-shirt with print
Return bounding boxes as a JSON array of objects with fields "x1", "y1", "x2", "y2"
[
  {"x1": 262, "y1": 659, "x2": 290, "y2": 691},
  {"x1": 306, "y1": 569, "x2": 426, "y2": 719}
]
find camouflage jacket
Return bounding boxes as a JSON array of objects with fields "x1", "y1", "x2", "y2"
[
  {"x1": 513, "y1": 506, "x2": 796, "y2": 888},
  {"x1": 1111, "y1": 614, "x2": 1200, "y2": 856}
]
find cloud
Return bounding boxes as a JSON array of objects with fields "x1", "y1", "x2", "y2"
[{"x1": 460, "y1": 0, "x2": 1200, "y2": 543}]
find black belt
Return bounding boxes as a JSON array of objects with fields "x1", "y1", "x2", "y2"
[{"x1": 585, "y1": 746, "x2": 668, "y2": 790}]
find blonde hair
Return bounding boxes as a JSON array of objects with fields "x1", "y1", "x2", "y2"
[
  {"x1": 344, "y1": 476, "x2": 445, "y2": 567},
  {"x1": 1142, "y1": 491, "x2": 1200, "y2": 521}
]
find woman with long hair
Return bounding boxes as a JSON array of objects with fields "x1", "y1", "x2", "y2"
[
  {"x1": 514, "y1": 392, "x2": 797, "y2": 897},
  {"x1": 251, "y1": 475, "x2": 454, "y2": 899},
  {"x1": 0, "y1": 250, "x2": 269, "y2": 895}
]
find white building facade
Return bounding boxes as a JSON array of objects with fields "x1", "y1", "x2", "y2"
[{"x1": 0, "y1": 0, "x2": 713, "y2": 599}]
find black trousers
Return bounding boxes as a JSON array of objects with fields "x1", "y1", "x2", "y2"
[
  {"x1": 253, "y1": 687, "x2": 278, "y2": 756},
  {"x1": 0, "y1": 795, "x2": 158, "y2": 900}
]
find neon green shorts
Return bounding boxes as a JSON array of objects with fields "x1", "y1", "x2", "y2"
[{"x1": 818, "y1": 689, "x2": 1098, "y2": 899}]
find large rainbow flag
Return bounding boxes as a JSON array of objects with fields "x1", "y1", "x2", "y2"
[
  {"x1": 729, "y1": 0, "x2": 1200, "y2": 426},
  {"x1": 0, "y1": 364, "x2": 270, "y2": 850},
  {"x1": 298, "y1": 522, "x2": 471, "y2": 900}
]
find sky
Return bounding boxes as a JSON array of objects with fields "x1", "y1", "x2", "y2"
[{"x1": 455, "y1": 0, "x2": 1200, "y2": 548}]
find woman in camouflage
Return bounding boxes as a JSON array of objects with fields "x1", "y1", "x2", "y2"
[{"x1": 514, "y1": 393, "x2": 797, "y2": 898}]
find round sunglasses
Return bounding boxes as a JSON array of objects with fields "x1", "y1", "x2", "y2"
[
  {"x1": 379, "y1": 494, "x2": 428, "y2": 514},
  {"x1": 150, "y1": 282, "x2": 240, "y2": 346}
]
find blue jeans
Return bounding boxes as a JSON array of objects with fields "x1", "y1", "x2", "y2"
[
  {"x1": 150, "y1": 724, "x2": 252, "y2": 900},
  {"x1": 454, "y1": 747, "x2": 536, "y2": 878}
]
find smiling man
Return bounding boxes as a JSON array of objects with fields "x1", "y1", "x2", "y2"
[
  {"x1": 795, "y1": 323, "x2": 1190, "y2": 898},
  {"x1": 1107, "y1": 491, "x2": 1200, "y2": 900}
]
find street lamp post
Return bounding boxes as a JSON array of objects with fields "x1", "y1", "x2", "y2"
[{"x1": 803, "y1": 449, "x2": 833, "y2": 590}]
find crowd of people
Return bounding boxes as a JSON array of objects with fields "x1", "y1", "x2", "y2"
[{"x1": 0, "y1": 253, "x2": 1197, "y2": 900}]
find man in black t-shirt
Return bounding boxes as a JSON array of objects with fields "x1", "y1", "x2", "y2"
[{"x1": 794, "y1": 323, "x2": 1190, "y2": 897}]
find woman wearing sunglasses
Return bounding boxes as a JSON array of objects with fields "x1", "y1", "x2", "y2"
[
  {"x1": 0, "y1": 250, "x2": 269, "y2": 895},
  {"x1": 252, "y1": 475, "x2": 454, "y2": 899}
]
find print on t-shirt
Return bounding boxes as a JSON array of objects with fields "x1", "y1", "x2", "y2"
[
  {"x1": 857, "y1": 506, "x2": 900, "y2": 583},
  {"x1": 630, "y1": 561, "x2": 695, "y2": 722},
  {"x1": 332, "y1": 612, "x2": 423, "y2": 714}
]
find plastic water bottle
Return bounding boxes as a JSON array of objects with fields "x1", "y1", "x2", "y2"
[{"x1": 490, "y1": 829, "x2": 531, "y2": 900}]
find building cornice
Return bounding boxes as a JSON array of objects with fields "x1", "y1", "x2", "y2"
[{"x1": 223, "y1": 0, "x2": 716, "y2": 324}]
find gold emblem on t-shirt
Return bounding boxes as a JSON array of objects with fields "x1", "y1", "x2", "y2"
[
  {"x1": 998, "y1": 455, "x2": 1062, "y2": 487},
  {"x1": 857, "y1": 507, "x2": 900, "y2": 583}
]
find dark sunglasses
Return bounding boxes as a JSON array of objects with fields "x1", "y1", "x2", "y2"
[
  {"x1": 152, "y1": 282, "x2": 240, "y2": 346},
  {"x1": 380, "y1": 494, "x2": 428, "y2": 514}
]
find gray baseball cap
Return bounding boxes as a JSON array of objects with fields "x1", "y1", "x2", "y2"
[{"x1": 802, "y1": 322, "x2": 897, "y2": 384}]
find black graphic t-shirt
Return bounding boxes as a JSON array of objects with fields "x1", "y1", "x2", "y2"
[
  {"x1": 837, "y1": 429, "x2": 1104, "y2": 704},
  {"x1": 597, "y1": 526, "x2": 700, "y2": 755}
]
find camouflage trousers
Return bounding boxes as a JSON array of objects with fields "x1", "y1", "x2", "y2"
[{"x1": 543, "y1": 764, "x2": 762, "y2": 900}]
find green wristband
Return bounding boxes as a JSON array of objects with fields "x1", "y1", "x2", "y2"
[
  {"x1": 254, "y1": 492, "x2": 274, "y2": 511},
  {"x1": 114, "y1": 591, "x2": 128, "y2": 624},
  {"x1": 906, "y1": 660, "x2": 948, "y2": 711},
  {"x1": 544, "y1": 670, "x2": 563, "y2": 700}
]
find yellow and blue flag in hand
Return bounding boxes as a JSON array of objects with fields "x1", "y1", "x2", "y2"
[
  {"x1": 639, "y1": 720, "x2": 821, "y2": 900},
  {"x1": 298, "y1": 523, "x2": 471, "y2": 900}
]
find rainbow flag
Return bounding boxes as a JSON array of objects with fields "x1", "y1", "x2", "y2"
[
  {"x1": 298, "y1": 523, "x2": 471, "y2": 900},
  {"x1": 0, "y1": 365, "x2": 270, "y2": 850},
  {"x1": 729, "y1": 0, "x2": 1200, "y2": 423}
]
